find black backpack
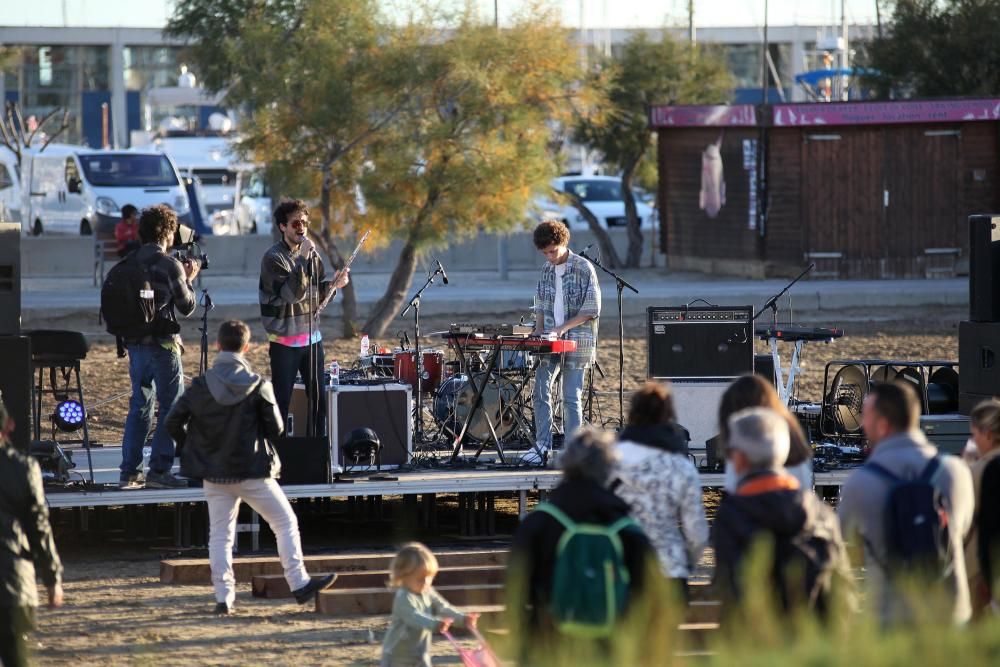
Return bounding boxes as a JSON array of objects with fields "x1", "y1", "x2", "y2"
[
  {"x1": 865, "y1": 456, "x2": 950, "y2": 573},
  {"x1": 100, "y1": 253, "x2": 163, "y2": 355}
]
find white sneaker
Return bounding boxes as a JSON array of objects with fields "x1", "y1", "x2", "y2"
[{"x1": 519, "y1": 448, "x2": 548, "y2": 466}]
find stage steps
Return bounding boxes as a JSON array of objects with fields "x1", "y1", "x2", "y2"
[
  {"x1": 252, "y1": 565, "x2": 507, "y2": 598},
  {"x1": 160, "y1": 549, "x2": 507, "y2": 584}
]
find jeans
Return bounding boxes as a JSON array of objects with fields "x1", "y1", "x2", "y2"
[
  {"x1": 269, "y1": 341, "x2": 326, "y2": 437},
  {"x1": 204, "y1": 478, "x2": 311, "y2": 606},
  {"x1": 121, "y1": 343, "x2": 183, "y2": 476},
  {"x1": 533, "y1": 356, "x2": 587, "y2": 451}
]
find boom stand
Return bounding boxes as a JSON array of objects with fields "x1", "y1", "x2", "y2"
[
  {"x1": 197, "y1": 289, "x2": 214, "y2": 376},
  {"x1": 581, "y1": 250, "x2": 638, "y2": 428},
  {"x1": 752, "y1": 262, "x2": 814, "y2": 327},
  {"x1": 401, "y1": 265, "x2": 445, "y2": 446}
]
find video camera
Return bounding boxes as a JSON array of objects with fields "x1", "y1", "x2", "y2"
[{"x1": 172, "y1": 224, "x2": 210, "y2": 270}]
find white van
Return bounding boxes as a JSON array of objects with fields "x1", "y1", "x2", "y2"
[
  {"x1": 0, "y1": 147, "x2": 21, "y2": 223},
  {"x1": 21, "y1": 145, "x2": 191, "y2": 236}
]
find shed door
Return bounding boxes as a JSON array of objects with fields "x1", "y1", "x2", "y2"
[
  {"x1": 801, "y1": 129, "x2": 884, "y2": 275},
  {"x1": 883, "y1": 126, "x2": 961, "y2": 276}
]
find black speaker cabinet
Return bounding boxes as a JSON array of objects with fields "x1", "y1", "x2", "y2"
[
  {"x1": 0, "y1": 222, "x2": 21, "y2": 336},
  {"x1": 960, "y1": 321, "x2": 1000, "y2": 400},
  {"x1": 754, "y1": 354, "x2": 776, "y2": 387},
  {"x1": 647, "y1": 306, "x2": 753, "y2": 380},
  {"x1": 272, "y1": 436, "x2": 330, "y2": 485},
  {"x1": 0, "y1": 336, "x2": 32, "y2": 453},
  {"x1": 328, "y1": 383, "x2": 412, "y2": 470},
  {"x1": 969, "y1": 214, "x2": 1000, "y2": 322}
]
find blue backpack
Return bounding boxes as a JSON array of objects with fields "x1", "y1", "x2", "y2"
[{"x1": 865, "y1": 456, "x2": 951, "y2": 572}]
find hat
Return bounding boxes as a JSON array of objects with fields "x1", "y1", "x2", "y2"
[{"x1": 726, "y1": 407, "x2": 789, "y2": 469}]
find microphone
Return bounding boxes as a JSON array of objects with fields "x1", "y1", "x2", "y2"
[{"x1": 436, "y1": 259, "x2": 449, "y2": 285}]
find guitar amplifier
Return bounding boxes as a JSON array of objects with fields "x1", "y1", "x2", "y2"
[
  {"x1": 647, "y1": 306, "x2": 754, "y2": 380},
  {"x1": 291, "y1": 383, "x2": 412, "y2": 472}
]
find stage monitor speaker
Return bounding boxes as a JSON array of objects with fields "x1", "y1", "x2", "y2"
[
  {"x1": 272, "y1": 436, "x2": 330, "y2": 485},
  {"x1": 0, "y1": 223, "x2": 21, "y2": 336},
  {"x1": 0, "y1": 336, "x2": 32, "y2": 453},
  {"x1": 969, "y1": 214, "x2": 1000, "y2": 322},
  {"x1": 328, "y1": 383, "x2": 412, "y2": 470},
  {"x1": 960, "y1": 321, "x2": 1000, "y2": 399},
  {"x1": 647, "y1": 306, "x2": 753, "y2": 380},
  {"x1": 668, "y1": 381, "x2": 729, "y2": 454}
]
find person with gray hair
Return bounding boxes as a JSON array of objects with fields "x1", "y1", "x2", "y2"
[
  {"x1": 712, "y1": 408, "x2": 850, "y2": 619},
  {"x1": 506, "y1": 427, "x2": 659, "y2": 663}
]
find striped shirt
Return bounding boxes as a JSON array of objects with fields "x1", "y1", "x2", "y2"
[{"x1": 536, "y1": 250, "x2": 601, "y2": 366}]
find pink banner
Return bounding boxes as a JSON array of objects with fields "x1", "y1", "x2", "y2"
[
  {"x1": 650, "y1": 105, "x2": 757, "y2": 128},
  {"x1": 772, "y1": 99, "x2": 1000, "y2": 127}
]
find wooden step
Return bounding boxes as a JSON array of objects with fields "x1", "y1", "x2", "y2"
[
  {"x1": 160, "y1": 549, "x2": 507, "y2": 584},
  {"x1": 684, "y1": 601, "x2": 721, "y2": 624},
  {"x1": 253, "y1": 565, "x2": 507, "y2": 599},
  {"x1": 316, "y1": 584, "x2": 505, "y2": 616}
]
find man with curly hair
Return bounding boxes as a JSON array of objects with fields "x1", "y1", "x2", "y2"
[
  {"x1": 119, "y1": 204, "x2": 200, "y2": 489},
  {"x1": 527, "y1": 221, "x2": 601, "y2": 465}
]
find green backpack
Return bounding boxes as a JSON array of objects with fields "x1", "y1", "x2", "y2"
[{"x1": 535, "y1": 502, "x2": 640, "y2": 639}]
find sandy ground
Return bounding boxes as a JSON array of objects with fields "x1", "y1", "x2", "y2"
[{"x1": 23, "y1": 304, "x2": 960, "y2": 665}]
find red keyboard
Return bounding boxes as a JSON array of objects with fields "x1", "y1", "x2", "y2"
[{"x1": 441, "y1": 334, "x2": 578, "y2": 354}]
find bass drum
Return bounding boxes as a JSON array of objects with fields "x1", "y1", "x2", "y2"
[{"x1": 434, "y1": 373, "x2": 522, "y2": 442}]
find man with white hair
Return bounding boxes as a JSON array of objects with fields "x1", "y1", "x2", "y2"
[{"x1": 712, "y1": 407, "x2": 849, "y2": 618}]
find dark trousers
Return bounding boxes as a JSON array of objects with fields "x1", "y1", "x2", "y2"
[
  {"x1": 0, "y1": 606, "x2": 35, "y2": 667},
  {"x1": 269, "y1": 341, "x2": 326, "y2": 437}
]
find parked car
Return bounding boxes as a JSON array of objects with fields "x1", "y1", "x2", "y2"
[
  {"x1": 233, "y1": 170, "x2": 272, "y2": 235},
  {"x1": 0, "y1": 147, "x2": 21, "y2": 223},
  {"x1": 534, "y1": 175, "x2": 657, "y2": 231},
  {"x1": 21, "y1": 145, "x2": 191, "y2": 236}
]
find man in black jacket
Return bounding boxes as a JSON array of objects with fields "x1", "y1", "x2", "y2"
[
  {"x1": 0, "y1": 395, "x2": 63, "y2": 667},
  {"x1": 165, "y1": 320, "x2": 333, "y2": 614}
]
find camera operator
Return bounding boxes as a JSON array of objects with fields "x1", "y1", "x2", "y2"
[
  {"x1": 259, "y1": 200, "x2": 349, "y2": 434},
  {"x1": 119, "y1": 204, "x2": 200, "y2": 490}
]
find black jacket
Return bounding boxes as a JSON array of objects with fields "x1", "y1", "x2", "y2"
[
  {"x1": 712, "y1": 471, "x2": 849, "y2": 617},
  {"x1": 978, "y1": 455, "x2": 1000, "y2": 598},
  {"x1": 165, "y1": 352, "x2": 283, "y2": 480},
  {"x1": 617, "y1": 423, "x2": 690, "y2": 456},
  {"x1": 507, "y1": 477, "x2": 658, "y2": 659},
  {"x1": 0, "y1": 446, "x2": 62, "y2": 608}
]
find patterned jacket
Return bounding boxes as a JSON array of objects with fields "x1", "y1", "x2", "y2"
[
  {"x1": 535, "y1": 250, "x2": 601, "y2": 366},
  {"x1": 259, "y1": 240, "x2": 334, "y2": 343},
  {"x1": 614, "y1": 439, "x2": 709, "y2": 579}
]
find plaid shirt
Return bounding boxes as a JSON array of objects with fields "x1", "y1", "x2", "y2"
[{"x1": 536, "y1": 251, "x2": 601, "y2": 366}]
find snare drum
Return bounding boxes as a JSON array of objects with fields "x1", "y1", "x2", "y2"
[{"x1": 393, "y1": 350, "x2": 444, "y2": 392}]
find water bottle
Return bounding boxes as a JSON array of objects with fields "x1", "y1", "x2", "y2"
[
  {"x1": 142, "y1": 444, "x2": 151, "y2": 469},
  {"x1": 360, "y1": 334, "x2": 370, "y2": 358},
  {"x1": 329, "y1": 360, "x2": 340, "y2": 387}
]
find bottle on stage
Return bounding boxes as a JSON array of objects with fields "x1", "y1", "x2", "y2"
[
  {"x1": 329, "y1": 360, "x2": 340, "y2": 387},
  {"x1": 360, "y1": 334, "x2": 370, "y2": 358}
]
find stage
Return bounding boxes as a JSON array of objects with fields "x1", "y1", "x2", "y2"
[{"x1": 42, "y1": 444, "x2": 852, "y2": 510}]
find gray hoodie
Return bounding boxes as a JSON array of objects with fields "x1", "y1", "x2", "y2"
[{"x1": 205, "y1": 352, "x2": 261, "y2": 406}]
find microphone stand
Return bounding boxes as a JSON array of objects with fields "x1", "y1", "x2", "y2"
[
  {"x1": 197, "y1": 289, "x2": 214, "y2": 376},
  {"x1": 305, "y1": 251, "x2": 320, "y2": 439},
  {"x1": 400, "y1": 264, "x2": 445, "y2": 446},
  {"x1": 752, "y1": 263, "x2": 814, "y2": 327},
  {"x1": 581, "y1": 250, "x2": 637, "y2": 428}
]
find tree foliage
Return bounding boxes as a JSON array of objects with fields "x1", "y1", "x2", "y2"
[
  {"x1": 866, "y1": 0, "x2": 1000, "y2": 98},
  {"x1": 574, "y1": 33, "x2": 731, "y2": 267}
]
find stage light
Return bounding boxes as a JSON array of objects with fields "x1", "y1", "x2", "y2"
[
  {"x1": 53, "y1": 400, "x2": 85, "y2": 432},
  {"x1": 343, "y1": 427, "x2": 381, "y2": 467}
]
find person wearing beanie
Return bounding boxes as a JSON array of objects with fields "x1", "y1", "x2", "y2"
[{"x1": 712, "y1": 407, "x2": 850, "y2": 620}]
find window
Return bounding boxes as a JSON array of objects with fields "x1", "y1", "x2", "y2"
[
  {"x1": 563, "y1": 179, "x2": 623, "y2": 202},
  {"x1": 65, "y1": 157, "x2": 80, "y2": 186},
  {"x1": 192, "y1": 169, "x2": 238, "y2": 186},
  {"x1": 78, "y1": 154, "x2": 179, "y2": 187}
]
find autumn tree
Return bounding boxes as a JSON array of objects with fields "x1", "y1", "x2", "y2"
[
  {"x1": 575, "y1": 33, "x2": 731, "y2": 267},
  {"x1": 356, "y1": 8, "x2": 585, "y2": 336}
]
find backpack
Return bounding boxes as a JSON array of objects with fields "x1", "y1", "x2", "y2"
[
  {"x1": 865, "y1": 456, "x2": 951, "y2": 573},
  {"x1": 534, "y1": 502, "x2": 639, "y2": 638},
  {"x1": 100, "y1": 253, "x2": 164, "y2": 355}
]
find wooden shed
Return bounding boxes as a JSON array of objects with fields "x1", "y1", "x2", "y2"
[{"x1": 653, "y1": 99, "x2": 1000, "y2": 279}]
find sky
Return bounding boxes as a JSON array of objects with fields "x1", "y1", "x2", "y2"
[{"x1": 0, "y1": 0, "x2": 880, "y2": 29}]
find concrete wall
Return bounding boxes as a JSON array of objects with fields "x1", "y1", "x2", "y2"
[{"x1": 21, "y1": 229, "x2": 658, "y2": 278}]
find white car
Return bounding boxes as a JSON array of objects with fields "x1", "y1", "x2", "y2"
[
  {"x1": 233, "y1": 171, "x2": 272, "y2": 235},
  {"x1": 535, "y1": 175, "x2": 657, "y2": 231}
]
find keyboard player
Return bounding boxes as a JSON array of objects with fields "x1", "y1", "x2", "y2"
[{"x1": 527, "y1": 221, "x2": 602, "y2": 465}]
